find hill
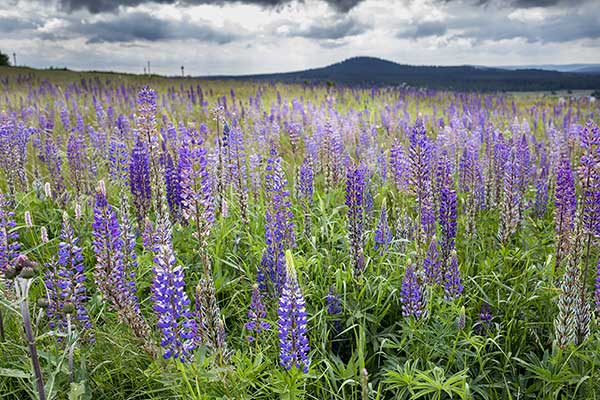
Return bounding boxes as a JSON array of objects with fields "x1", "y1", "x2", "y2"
[{"x1": 203, "y1": 56, "x2": 600, "y2": 91}]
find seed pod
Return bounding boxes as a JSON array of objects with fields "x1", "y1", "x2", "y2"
[
  {"x1": 19, "y1": 266, "x2": 36, "y2": 279},
  {"x1": 63, "y1": 302, "x2": 75, "y2": 315},
  {"x1": 37, "y1": 298, "x2": 50, "y2": 309}
]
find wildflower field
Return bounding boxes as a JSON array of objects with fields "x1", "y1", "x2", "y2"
[{"x1": 0, "y1": 68, "x2": 599, "y2": 399}]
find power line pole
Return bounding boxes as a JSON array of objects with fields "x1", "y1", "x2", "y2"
[
  {"x1": 181, "y1": 65, "x2": 184, "y2": 77},
  {"x1": 147, "y1": 61, "x2": 151, "y2": 75},
  {"x1": 12, "y1": 52, "x2": 16, "y2": 67}
]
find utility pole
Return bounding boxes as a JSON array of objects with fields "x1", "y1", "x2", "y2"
[
  {"x1": 181, "y1": 65, "x2": 184, "y2": 77},
  {"x1": 144, "y1": 66, "x2": 146, "y2": 75},
  {"x1": 12, "y1": 52, "x2": 16, "y2": 67},
  {"x1": 147, "y1": 61, "x2": 151, "y2": 75}
]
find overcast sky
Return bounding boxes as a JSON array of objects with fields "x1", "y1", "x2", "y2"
[{"x1": 1, "y1": 0, "x2": 599, "y2": 75}]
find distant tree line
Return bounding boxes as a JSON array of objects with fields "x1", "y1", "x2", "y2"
[{"x1": 0, "y1": 50, "x2": 10, "y2": 66}]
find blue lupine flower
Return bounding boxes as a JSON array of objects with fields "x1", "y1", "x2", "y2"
[
  {"x1": 278, "y1": 251, "x2": 310, "y2": 373},
  {"x1": 245, "y1": 284, "x2": 270, "y2": 342}
]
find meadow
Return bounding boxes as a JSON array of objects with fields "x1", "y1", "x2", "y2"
[{"x1": 0, "y1": 66, "x2": 598, "y2": 399}]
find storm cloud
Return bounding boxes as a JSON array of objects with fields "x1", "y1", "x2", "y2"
[
  {"x1": 53, "y1": 0, "x2": 364, "y2": 13},
  {"x1": 1, "y1": 0, "x2": 598, "y2": 75}
]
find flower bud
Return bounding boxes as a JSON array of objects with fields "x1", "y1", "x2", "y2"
[
  {"x1": 44, "y1": 182, "x2": 52, "y2": 199},
  {"x1": 24, "y1": 211, "x2": 33, "y2": 228},
  {"x1": 40, "y1": 226, "x2": 49, "y2": 243}
]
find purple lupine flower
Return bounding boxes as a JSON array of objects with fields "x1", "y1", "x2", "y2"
[
  {"x1": 298, "y1": 158, "x2": 314, "y2": 203},
  {"x1": 92, "y1": 181, "x2": 151, "y2": 344},
  {"x1": 0, "y1": 118, "x2": 31, "y2": 193},
  {"x1": 0, "y1": 194, "x2": 19, "y2": 275},
  {"x1": 44, "y1": 212, "x2": 91, "y2": 336},
  {"x1": 444, "y1": 251, "x2": 463, "y2": 300},
  {"x1": 298, "y1": 158, "x2": 314, "y2": 238},
  {"x1": 438, "y1": 153, "x2": 457, "y2": 257},
  {"x1": 108, "y1": 138, "x2": 129, "y2": 188},
  {"x1": 533, "y1": 148, "x2": 550, "y2": 218},
  {"x1": 162, "y1": 145, "x2": 181, "y2": 219},
  {"x1": 498, "y1": 146, "x2": 521, "y2": 243},
  {"x1": 594, "y1": 258, "x2": 600, "y2": 315},
  {"x1": 66, "y1": 133, "x2": 89, "y2": 196},
  {"x1": 345, "y1": 163, "x2": 367, "y2": 276},
  {"x1": 554, "y1": 154, "x2": 577, "y2": 267},
  {"x1": 261, "y1": 144, "x2": 296, "y2": 294},
  {"x1": 408, "y1": 118, "x2": 435, "y2": 240},
  {"x1": 476, "y1": 303, "x2": 492, "y2": 335},
  {"x1": 326, "y1": 287, "x2": 342, "y2": 333},
  {"x1": 129, "y1": 139, "x2": 152, "y2": 224},
  {"x1": 151, "y1": 211, "x2": 196, "y2": 361},
  {"x1": 423, "y1": 237, "x2": 441, "y2": 285},
  {"x1": 245, "y1": 284, "x2": 270, "y2": 342},
  {"x1": 374, "y1": 199, "x2": 392, "y2": 253},
  {"x1": 278, "y1": 251, "x2": 310, "y2": 373},
  {"x1": 400, "y1": 263, "x2": 426, "y2": 319},
  {"x1": 577, "y1": 121, "x2": 600, "y2": 239},
  {"x1": 389, "y1": 141, "x2": 409, "y2": 192},
  {"x1": 179, "y1": 126, "x2": 215, "y2": 241}
]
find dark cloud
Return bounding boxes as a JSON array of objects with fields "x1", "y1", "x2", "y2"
[
  {"x1": 452, "y1": 11, "x2": 600, "y2": 43},
  {"x1": 397, "y1": 20, "x2": 447, "y2": 39},
  {"x1": 48, "y1": 12, "x2": 240, "y2": 44},
  {"x1": 286, "y1": 16, "x2": 368, "y2": 39},
  {"x1": 54, "y1": 0, "x2": 363, "y2": 13},
  {"x1": 467, "y1": 0, "x2": 588, "y2": 8}
]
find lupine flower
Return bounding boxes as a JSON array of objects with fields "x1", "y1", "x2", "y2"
[
  {"x1": 577, "y1": 121, "x2": 600, "y2": 239},
  {"x1": 423, "y1": 237, "x2": 441, "y2": 285},
  {"x1": 261, "y1": 144, "x2": 296, "y2": 294},
  {"x1": 195, "y1": 273, "x2": 227, "y2": 356},
  {"x1": 66, "y1": 133, "x2": 90, "y2": 196},
  {"x1": 374, "y1": 199, "x2": 392, "y2": 253},
  {"x1": 162, "y1": 146, "x2": 181, "y2": 219},
  {"x1": 326, "y1": 287, "x2": 342, "y2": 333},
  {"x1": 0, "y1": 194, "x2": 20, "y2": 275},
  {"x1": 554, "y1": 258, "x2": 583, "y2": 348},
  {"x1": 345, "y1": 163, "x2": 367, "y2": 276},
  {"x1": 476, "y1": 303, "x2": 492, "y2": 335},
  {"x1": 92, "y1": 181, "x2": 151, "y2": 346},
  {"x1": 438, "y1": 153, "x2": 457, "y2": 258},
  {"x1": 444, "y1": 251, "x2": 463, "y2": 300},
  {"x1": 151, "y1": 210, "x2": 195, "y2": 361},
  {"x1": 129, "y1": 139, "x2": 152, "y2": 224},
  {"x1": 0, "y1": 118, "x2": 31, "y2": 193},
  {"x1": 594, "y1": 258, "x2": 600, "y2": 315},
  {"x1": 533, "y1": 148, "x2": 549, "y2": 218},
  {"x1": 408, "y1": 118, "x2": 435, "y2": 241},
  {"x1": 245, "y1": 284, "x2": 270, "y2": 342},
  {"x1": 389, "y1": 141, "x2": 409, "y2": 192},
  {"x1": 108, "y1": 138, "x2": 129, "y2": 188},
  {"x1": 400, "y1": 262, "x2": 426, "y2": 319},
  {"x1": 44, "y1": 212, "x2": 91, "y2": 336},
  {"x1": 554, "y1": 155, "x2": 577, "y2": 267},
  {"x1": 178, "y1": 126, "x2": 215, "y2": 246},
  {"x1": 498, "y1": 146, "x2": 521, "y2": 243},
  {"x1": 278, "y1": 251, "x2": 310, "y2": 373}
]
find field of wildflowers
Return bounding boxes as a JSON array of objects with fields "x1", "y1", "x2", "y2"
[{"x1": 0, "y1": 68, "x2": 598, "y2": 399}]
